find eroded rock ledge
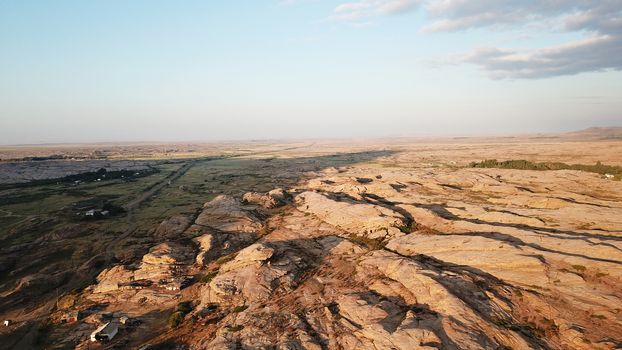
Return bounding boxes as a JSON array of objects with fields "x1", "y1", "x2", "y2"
[{"x1": 86, "y1": 167, "x2": 622, "y2": 350}]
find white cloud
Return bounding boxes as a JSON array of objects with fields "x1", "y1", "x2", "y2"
[
  {"x1": 429, "y1": 1, "x2": 622, "y2": 78},
  {"x1": 330, "y1": 0, "x2": 622, "y2": 78},
  {"x1": 457, "y1": 35, "x2": 622, "y2": 79}
]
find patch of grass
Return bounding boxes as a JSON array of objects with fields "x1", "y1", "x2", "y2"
[
  {"x1": 215, "y1": 254, "x2": 236, "y2": 265},
  {"x1": 0, "y1": 247, "x2": 74, "y2": 285},
  {"x1": 572, "y1": 264, "x2": 587, "y2": 272},
  {"x1": 491, "y1": 317, "x2": 514, "y2": 329},
  {"x1": 398, "y1": 222, "x2": 417, "y2": 234},
  {"x1": 348, "y1": 233, "x2": 386, "y2": 250},
  {"x1": 413, "y1": 224, "x2": 440, "y2": 235},
  {"x1": 168, "y1": 311, "x2": 185, "y2": 328},
  {"x1": 591, "y1": 314, "x2": 606, "y2": 320},
  {"x1": 56, "y1": 294, "x2": 78, "y2": 310},
  {"x1": 226, "y1": 325, "x2": 244, "y2": 332},
  {"x1": 232, "y1": 305, "x2": 248, "y2": 313},
  {"x1": 168, "y1": 301, "x2": 194, "y2": 328},
  {"x1": 200, "y1": 303, "x2": 219, "y2": 316},
  {"x1": 198, "y1": 271, "x2": 218, "y2": 283},
  {"x1": 175, "y1": 301, "x2": 194, "y2": 314}
]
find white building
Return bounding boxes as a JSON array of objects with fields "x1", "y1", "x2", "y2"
[{"x1": 90, "y1": 322, "x2": 118, "y2": 342}]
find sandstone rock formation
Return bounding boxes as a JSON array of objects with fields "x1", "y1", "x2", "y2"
[
  {"x1": 134, "y1": 242, "x2": 194, "y2": 281},
  {"x1": 242, "y1": 188, "x2": 290, "y2": 209},
  {"x1": 155, "y1": 215, "x2": 193, "y2": 239},
  {"x1": 190, "y1": 195, "x2": 264, "y2": 234},
  {"x1": 84, "y1": 167, "x2": 622, "y2": 349}
]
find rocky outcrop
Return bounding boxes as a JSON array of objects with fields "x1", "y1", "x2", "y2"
[
  {"x1": 190, "y1": 195, "x2": 264, "y2": 234},
  {"x1": 81, "y1": 162, "x2": 622, "y2": 350},
  {"x1": 91, "y1": 242, "x2": 194, "y2": 297},
  {"x1": 134, "y1": 242, "x2": 194, "y2": 281},
  {"x1": 204, "y1": 243, "x2": 276, "y2": 302},
  {"x1": 93, "y1": 265, "x2": 135, "y2": 293},
  {"x1": 295, "y1": 191, "x2": 407, "y2": 235},
  {"x1": 242, "y1": 188, "x2": 290, "y2": 209},
  {"x1": 155, "y1": 215, "x2": 193, "y2": 239}
]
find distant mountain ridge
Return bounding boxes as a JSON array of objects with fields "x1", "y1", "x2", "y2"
[{"x1": 563, "y1": 126, "x2": 622, "y2": 139}]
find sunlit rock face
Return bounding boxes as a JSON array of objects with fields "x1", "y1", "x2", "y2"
[
  {"x1": 84, "y1": 158, "x2": 622, "y2": 350},
  {"x1": 185, "y1": 168, "x2": 622, "y2": 350}
]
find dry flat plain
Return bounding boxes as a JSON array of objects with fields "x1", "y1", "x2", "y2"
[{"x1": 1, "y1": 131, "x2": 622, "y2": 350}]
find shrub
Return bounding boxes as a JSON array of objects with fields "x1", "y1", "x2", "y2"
[
  {"x1": 226, "y1": 325, "x2": 244, "y2": 332},
  {"x1": 216, "y1": 254, "x2": 236, "y2": 265},
  {"x1": 398, "y1": 223, "x2": 418, "y2": 234},
  {"x1": 232, "y1": 305, "x2": 248, "y2": 313},
  {"x1": 56, "y1": 294, "x2": 77, "y2": 310},
  {"x1": 168, "y1": 301, "x2": 194, "y2": 328},
  {"x1": 168, "y1": 311, "x2": 184, "y2": 328},
  {"x1": 348, "y1": 234, "x2": 385, "y2": 250},
  {"x1": 200, "y1": 303, "x2": 219, "y2": 316},
  {"x1": 198, "y1": 271, "x2": 218, "y2": 283},
  {"x1": 469, "y1": 159, "x2": 622, "y2": 179},
  {"x1": 572, "y1": 264, "x2": 587, "y2": 272},
  {"x1": 176, "y1": 301, "x2": 193, "y2": 314}
]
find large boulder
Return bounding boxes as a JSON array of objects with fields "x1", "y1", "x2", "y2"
[
  {"x1": 141, "y1": 242, "x2": 194, "y2": 266},
  {"x1": 295, "y1": 191, "x2": 406, "y2": 234},
  {"x1": 134, "y1": 242, "x2": 194, "y2": 281},
  {"x1": 193, "y1": 195, "x2": 263, "y2": 234},
  {"x1": 242, "y1": 188, "x2": 290, "y2": 209},
  {"x1": 154, "y1": 215, "x2": 193, "y2": 239},
  {"x1": 93, "y1": 265, "x2": 134, "y2": 293},
  {"x1": 206, "y1": 243, "x2": 276, "y2": 301}
]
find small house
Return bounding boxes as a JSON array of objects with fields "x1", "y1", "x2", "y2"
[
  {"x1": 3, "y1": 320, "x2": 9, "y2": 327},
  {"x1": 85, "y1": 209, "x2": 96, "y2": 216},
  {"x1": 605, "y1": 174, "x2": 615, "y2": 179},
  {"x1": 90, "y1": 322, "x2": 118, "y2": 342}
]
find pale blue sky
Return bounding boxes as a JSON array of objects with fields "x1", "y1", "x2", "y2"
[{"x1": 1, "y1": 0, "x2": 621, "y2": 144}]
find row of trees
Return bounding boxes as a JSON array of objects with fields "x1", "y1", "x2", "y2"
[{"x1": 469, "y1": 159, "x2": 621, "y2": 179}]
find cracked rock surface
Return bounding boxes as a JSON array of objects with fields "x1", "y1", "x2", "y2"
[{"x1": 84, "y1": 163, "x2": 622, "y2": 349}]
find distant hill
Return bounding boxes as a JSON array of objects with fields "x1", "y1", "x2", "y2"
[{"x1": 563, "y1": 126, "x2": 622, "y2": 140}]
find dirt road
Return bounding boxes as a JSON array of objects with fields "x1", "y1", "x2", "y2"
[{"x1": 104, "y1": 159, "x2": 203, "y2": 261}]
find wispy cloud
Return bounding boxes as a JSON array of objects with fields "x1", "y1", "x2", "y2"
[
  {"x1": 428, "y1": 1, "x2": 622, "y2": 78},
  {"x1": 456, "y1": 35, "x2": 622, "y2": 79},
  {"x1": 329, "y1": 0, "x2": 622, "y2": 78}
]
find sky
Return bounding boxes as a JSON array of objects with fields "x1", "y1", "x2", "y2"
[{"x1": 0, "y1": 0, "x2": 621, "y2": 144}]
